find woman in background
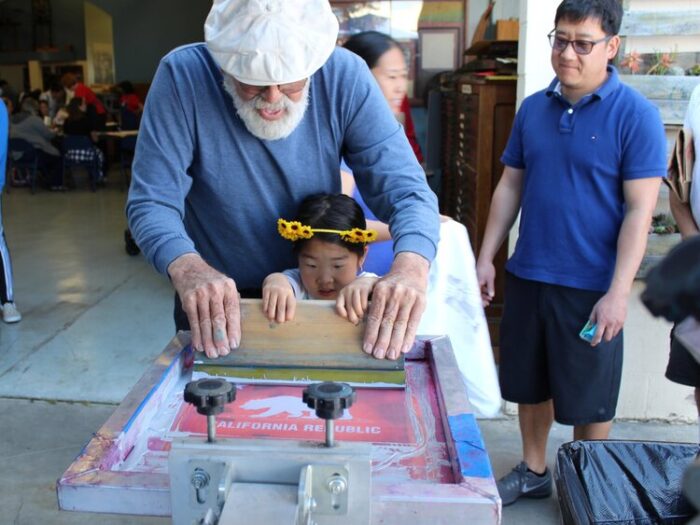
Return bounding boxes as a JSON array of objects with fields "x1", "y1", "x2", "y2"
[
  {"x1": 341, "y1": 31, "x2": 423, "y2": 275},
  {"x1": 343, "y1": 31, "x2": 502, "y2": 418}
]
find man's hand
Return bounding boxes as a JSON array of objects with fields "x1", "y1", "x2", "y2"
[
  {"x1": 476, "y1": 259, "x2": 496, "y2": 307},
  {"x1": 362, "y1": 252, "x2": 429, "y2": 360},
  {"x1": 336, "y1": 275, "x2": 379, "y2": 325},
  {"x1": 168, "y1": 253, "x2": 240, "y2": 359},
  {"x1": 262, "y1": 273, "x2": 296, "y2": 323},
  {"x1": 588, "y1": 289, "x2": 628, "y2": 346}
]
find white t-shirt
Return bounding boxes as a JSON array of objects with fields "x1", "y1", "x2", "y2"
[
  {"x1": 686, "y1": 84, "x2": 700, "y2": 227},
  {"x1": 281, "y1": 268, "x2": 377, "y2": 299}
]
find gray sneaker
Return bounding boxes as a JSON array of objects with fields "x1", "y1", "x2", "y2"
[{"x1": 497, "y1": 461, "x2": 552, "y2": 506}]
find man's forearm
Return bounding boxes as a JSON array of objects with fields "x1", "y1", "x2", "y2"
[
  {"x1": 391, "y1": 251, "x2": 430, "y2": 280},
  {"x1": 167, "y1": 252, "x2": 206, "y2": 282},
  {"x1": 478, "y1": 176, "x2": 522, "y2": 264},
  {"x1": 608, "y1": 209, "x2": 654, "y2": 296}
]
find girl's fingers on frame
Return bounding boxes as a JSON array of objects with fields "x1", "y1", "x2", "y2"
[
  {"x1": 352, "y1": 291, "x2": 363, "y2": 320},
  {"x1": 287, "y1": 297, "x2": 296, "y2": 322},
  {"x1": 262, "y1": 290, "x2": 270, "y2": 312},
  {"x1": 277, "y1": 297, "x2": 288, "y2": 324},
  {"x1": 271, "y1": 296, "x2": 281, "y2": 322},
  {"x1": 336, "y1": 294, "x2": 348, "y2": 319}
]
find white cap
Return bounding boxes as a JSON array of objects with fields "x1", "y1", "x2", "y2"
[{"x1": 204, "y1": 0, "x2": 339, "y2": 86}]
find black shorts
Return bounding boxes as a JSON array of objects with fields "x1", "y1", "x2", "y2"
[
  {"x1": 666, "y1": 327, "x2": 700, "y2": 387},
  {"x1": 499, "y1": 272, "x2": 623, "y2": 426}
]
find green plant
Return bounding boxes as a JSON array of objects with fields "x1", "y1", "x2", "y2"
[
  {"x1": 647, "y1": 49, "x2": 678, "y2": 75},
  {"x1": 650, "y1": 213, "x2": 679, "y2": 234}
]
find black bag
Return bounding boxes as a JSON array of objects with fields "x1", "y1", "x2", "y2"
[{"x1": 556, "y1": 440, "x2": 699, "y2": 525}]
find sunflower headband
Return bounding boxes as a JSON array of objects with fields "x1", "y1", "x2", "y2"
[{"x1": 277, "y1": 218, "x2": 377, "y2": 244}]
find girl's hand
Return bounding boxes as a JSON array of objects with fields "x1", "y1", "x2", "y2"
[
  {"x1": 336, "y1": 276, "x2": 379, "y2": 325},
  {"x1": 262, "y1": 273, "x2": 296, "y2": 323}
]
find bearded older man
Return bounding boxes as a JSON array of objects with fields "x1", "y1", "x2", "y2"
[{"x1": 126, "y1": 0, "x2": 439, "y2": 361}]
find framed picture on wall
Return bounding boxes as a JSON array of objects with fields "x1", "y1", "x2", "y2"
[
  {"x1": 419, "y1": 27, "x2": 461, "y2": 71},
  {"x1": 414, "y1": 27, "x2": 461, "y2": 102}
]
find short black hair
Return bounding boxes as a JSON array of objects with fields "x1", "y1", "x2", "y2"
[
  {"x1": 554, "y1": 0, "x2": 623, "y2": 36},
  {"x1": 342, "y1": 31, "x2": 401, "y2": 70},
  {"x1": 293, "y1": 193, "x2": 367, "y2": 257}
]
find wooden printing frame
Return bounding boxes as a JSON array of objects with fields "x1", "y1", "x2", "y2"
[{"x1": 57, "y1": 333, "x2": 500, "y2": 523}]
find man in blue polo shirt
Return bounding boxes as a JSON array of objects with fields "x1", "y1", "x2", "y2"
[{"x1": 476, "y1": 0, "x2": 666, "y2": 506}]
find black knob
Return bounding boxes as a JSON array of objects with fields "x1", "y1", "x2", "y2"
[
  {"x1": 184, "y1": 378, "x2": 236, "y2": 417},
  {"x1": 302, "y1": 382, "x2": 355, "y2": 420}
]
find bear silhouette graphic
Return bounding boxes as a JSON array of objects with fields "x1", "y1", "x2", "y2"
[{"x1": 240, "y1": 395, "x2": 352, "y2": 419}]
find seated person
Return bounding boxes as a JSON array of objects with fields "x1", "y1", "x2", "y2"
[
  {"x1": 61, "y1": 72, "x2": 107, "y2": 130},
  {"x1": 117, "y1": 81, "x2": 144, "y2": 115},
  {"x1": 341, "y1": 31, "x2": 425, "y2": 276},
  {"x1": 53, "y1": 105, "x2": 69, "y2": 128},
  {"x1": 9, "y1": 97, "x2": 63, "y2": 189},
  {"x1": 38, "y1": 99, "x2": 51, "y2": 126},
  {"x1": 39, "y1": 81, "x2": 67, "y2": 120},
  {"x1": 62, "y1": 97, "x2": 105, "y2": 181},
  {"x1": 262, "y1": 193, "x2": 378, "y2": 325}
]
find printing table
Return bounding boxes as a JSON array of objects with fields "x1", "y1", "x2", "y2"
[{"x1": 57, "y1": 332, "x2": 501, "y2": 524}]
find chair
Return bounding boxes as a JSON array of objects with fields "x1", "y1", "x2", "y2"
[
  {"x1": 119, "y1": 107, "x2": 140, "y2": 190},
  {"x1": 7, "y1": 138, "x2": 39, "y2": 194},
  {"x1": 119, "y1": 135, "x2": 137, "y2": 191},
  {"x1": 62, "y1": 135, "x2": 102, "y2": 192},
  {"x1": 119, "y1": 107, "x2": 141, "y2": 131}
]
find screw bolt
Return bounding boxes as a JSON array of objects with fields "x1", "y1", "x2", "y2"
[
  {"x1": 327, "y1": 475, "x2": 347, "y2": 495},
  {"x1": 191, "y1": 468, "x2": 211, "y2": 504}
]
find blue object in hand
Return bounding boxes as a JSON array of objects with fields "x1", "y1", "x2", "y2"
[{"x1": 579, "y1": 320, "x2": 597, "y2": 342}]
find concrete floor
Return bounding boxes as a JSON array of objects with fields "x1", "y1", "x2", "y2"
[{"x1": 0, "y1": 177, "x2": 696, "y2": 524}]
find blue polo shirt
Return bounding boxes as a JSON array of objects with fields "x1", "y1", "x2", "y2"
[{"x1": 501, "y1": 66, "x2": 666, "y2": 292}]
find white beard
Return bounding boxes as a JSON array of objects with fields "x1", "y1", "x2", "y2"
[{"x1": 223, "y1": 76, "x2": 310, "y2": 141}]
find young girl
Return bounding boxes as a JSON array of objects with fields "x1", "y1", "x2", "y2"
[{"x1": 263, "y1": 194, "x2": 378, "y2": 325}]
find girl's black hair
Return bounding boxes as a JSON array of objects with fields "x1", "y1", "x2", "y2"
[
  {"x1": 293, "y1": 193, "x2": 367, "y2": 257},
  {"x1": 342, "y1": 31, "x2": 401, "y2": 70}
]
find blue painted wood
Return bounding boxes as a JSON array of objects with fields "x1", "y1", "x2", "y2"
[{"x1": 447, "y1": 413, "x2": 493, "y2": 478}]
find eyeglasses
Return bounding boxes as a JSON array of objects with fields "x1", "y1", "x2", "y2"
[
  {"x1": 236, "y1": 79, "x2": 308, "y2": 97},
  {"x1": 547, "y1": 30, "x2": 612, "y2": 55}
]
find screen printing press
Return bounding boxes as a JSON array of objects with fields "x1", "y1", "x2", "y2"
[{"x1": 57, "y1": 301, "x2": 501, "y2": 524}]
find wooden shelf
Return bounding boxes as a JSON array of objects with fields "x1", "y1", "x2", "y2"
[{"x1": 620, "y1": 9, "x2": 700, "y2": 37}]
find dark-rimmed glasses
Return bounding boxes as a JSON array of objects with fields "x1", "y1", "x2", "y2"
[
  {"x1": 236, "y1": 79, "x2": 307, "y2": 97},
  {"x1": 547, "y1": 30, "x2": 612, "y2": 55}
]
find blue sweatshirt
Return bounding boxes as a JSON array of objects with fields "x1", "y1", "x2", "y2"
[{"x1": 127, "y1": 44, "x2": 438, "y2": 289}]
